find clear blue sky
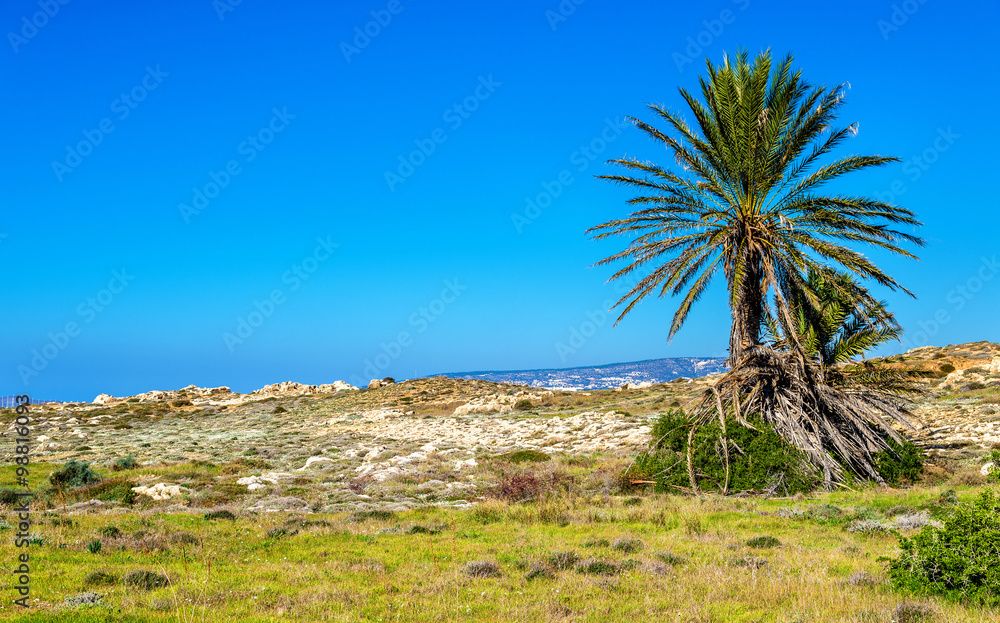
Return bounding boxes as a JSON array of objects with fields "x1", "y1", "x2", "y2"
[{"x1": 3, "y1": 0, "x2": 998, "y2": 401}]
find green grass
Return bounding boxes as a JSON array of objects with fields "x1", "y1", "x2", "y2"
[{"x1": 1, "y1": 482, "x2": 996, "y2": 622}]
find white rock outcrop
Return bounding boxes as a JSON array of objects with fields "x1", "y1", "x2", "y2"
[{"x1": 132, "y1": 483, "x2": 186, "y2": 501}]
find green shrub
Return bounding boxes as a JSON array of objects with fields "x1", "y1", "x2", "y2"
[
  {"x1": 91, "y1": 481, "x2": 138, "y2": 505},
  {"x1": 887, "y1": 490, "x2": 1000, "y2": 606},
  {"x1": 629, "y1": 409, "x2": 817, "y2": 494},
  {"x1": 273, "y1": 406, "x2": 287, "y2": 414},
  {"x1": 0, "y1": 487, "x2": 23, "y2": 506},
  {"x1": 513, "y1": 399, "x2": 533, "y2": 411},
  {"x1": 112, "y1": 455, "x2": 138, "y2": 471},
  {"x1": 746, "y1": 536, "x2": 781, "y2": 549},
  {"x1": 989, "y1": 450, "x2": 1000, "y2": 484},
  {"x1": 204, "y1": 510, "x2": 237, "y2": 521},
  {"x1": 576, "y1": 558, "x2": 619, "y2": 575},
  {"x1": 85, "y1": 539, "x2": 102, "y2": 554},
  {"x1": 873, "y1": 437, "x2": 925, "y2": 485},
  {"x1": 939, "y1": 363, "x2": 956, "y2": 373},
  {"x1": 49, "y1": 460, "x2": 101, "y2": 490},
  {"x1": 101, "y1": 525, "x2": 122, "y2": 538}
]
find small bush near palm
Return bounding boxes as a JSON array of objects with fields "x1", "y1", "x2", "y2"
[
  {"x1": 887, "y1": 490, "x2": 1000, "y2": 606},
  {"x1": 630, "y1": 409, "x2": 817, "y2": 495},
  {"x1": 746, "y1": 536, "x2": 780, "y2": 549},
  {"x1": 49, "y1": 460, "x2": 101, "y2": 489},
  {"x1": 874, "y1": 437, "x2": 925, "y2": 485},
  {"x1": 122, "y1": 569, "x2": 170, "y2": 591}
]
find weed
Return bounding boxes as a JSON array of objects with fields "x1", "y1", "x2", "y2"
[
  {"x1": 610, "y1": 538, "x2": 643, "y2": 553},
  {"x1": 82, "y1": 571, "x2": 117, "y2": 587},
  {"x1": 465, "y1": 561, "x2": 502, "y2": 578},
  {"x1": 204, "y1": 509, "x2": 236, "y2": 521},
  {"x1": 122, "y1": 569, "x2": 170, "y2": 591},
  {"x1": 656, "y1": 551, "x2": 687, "y2": 566},
  {"x1": 547, "y1": 551, "x2": 580, "y2": 570},
  {"x1": 85, "y1": 539, "x2": 102, "y2": 554},
  {"x1": 576, "y1": 558, "x2": 619, "y2": 575}
]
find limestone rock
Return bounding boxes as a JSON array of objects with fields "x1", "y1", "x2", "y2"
[{"x1": 132, "y1": 482, "x2": 186, "y2": 501}]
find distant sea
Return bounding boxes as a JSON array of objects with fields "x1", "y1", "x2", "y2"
[{"x1": 435, "y1": 357, "x2": 728, "y2": 391}]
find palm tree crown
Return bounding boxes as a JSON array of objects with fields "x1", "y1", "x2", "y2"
[{"x1": 589, "y1": 49, "x2": 923, "y2": 363}]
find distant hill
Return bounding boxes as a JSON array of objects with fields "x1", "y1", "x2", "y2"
[{"x1": 435, "y1": 357, "x2": 729, "y2": 390}]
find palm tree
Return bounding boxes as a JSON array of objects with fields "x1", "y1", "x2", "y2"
[
  {"x1": 767, "y1": 268, "x2": 924, "y2": 398},
  {"x1": 589, "y1": 50, "x2": 924, "y2": 486},
  {"x1": 589, "y1": 49, "x2": 922, "y2": 363}
]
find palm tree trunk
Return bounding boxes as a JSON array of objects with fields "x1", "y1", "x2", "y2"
[{"x1": 728, "y1": 261, "x2": 763, "y2": 363}]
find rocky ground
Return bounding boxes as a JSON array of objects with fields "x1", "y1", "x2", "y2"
[{"x1": 2, "y1": 342, "x2": 998, "y2": 515}]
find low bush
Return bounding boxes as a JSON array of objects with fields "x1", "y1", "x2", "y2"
[
  {"x1": 111, "y1": 455, "x2": 138, "y2": 471},
  {"x1": 465, "y1": 561, "x2": 502, "y2": 578},
  {"x1": 628, "y1": 409, "x2": 817, "y2": 494},
  {"x1": 547, "y1": 551, "x2": 579, "y2": 570},
  {"x1": 746, "y1": 536, "x2": 780, "y2": 549},
  {"x1": 204, "y1": 509, "x2": 236, "y2": 521},
  {"x1": 873, "y1": 437, "x2": 925, "y2": 485},
  {"x1": 513, "y1": 399, "x2": 533, "y2": 411},
  {"x1": 488, "y1": 468, "x2": 573, "y2": 503},
  {"x1": 49, "y1": 460, "x2": 101, "y2": 490},
  {"x1": 576, "y1": 558, "x2": 620, "y2": 575},
  {"x1": 610, "y1": 538, "x2": 642, "y2": 553},
  {"x1": 887, "y1": 490, "x2": 1000, "y2": 606}
]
